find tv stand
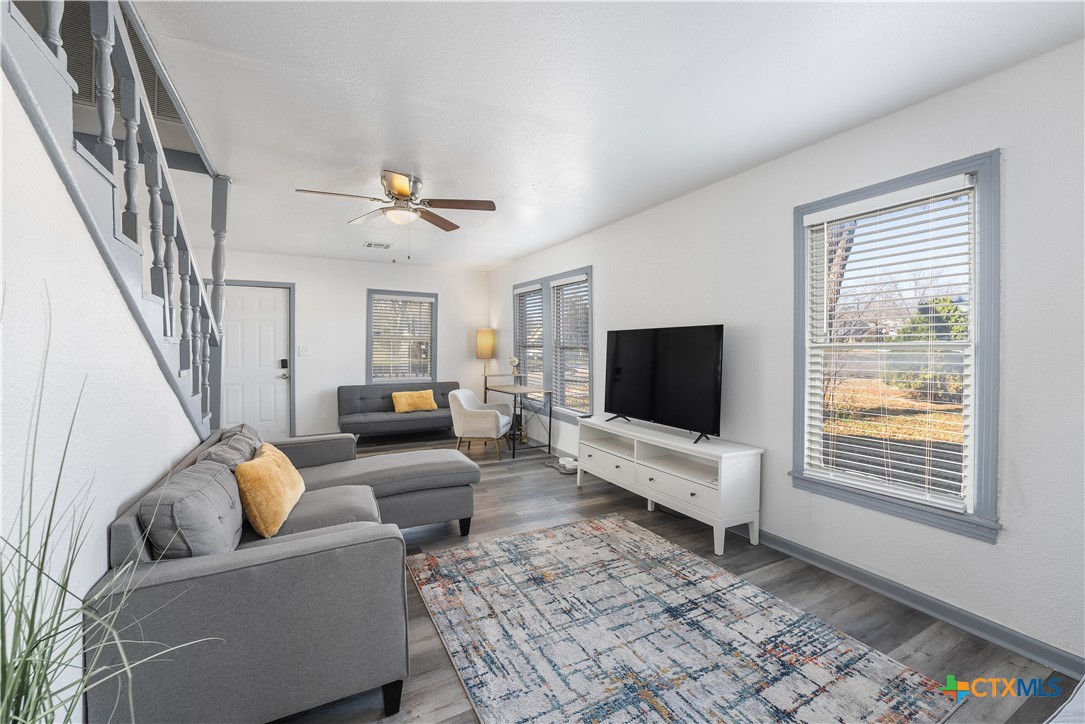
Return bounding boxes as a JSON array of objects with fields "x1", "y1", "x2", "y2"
[
  {"x1": 692, "y1": 432, "x2": 710, "y2": 444},
  {"x1": 576, "y1": 417, "x2": 763, "y2": 555},
  {"x1": 605, "y1": 414, "x2": 630, "y2": 423}
]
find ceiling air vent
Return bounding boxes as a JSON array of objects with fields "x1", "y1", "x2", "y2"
[{"x1": 364, "y1": 242, "x2": 393, "y2": 250}]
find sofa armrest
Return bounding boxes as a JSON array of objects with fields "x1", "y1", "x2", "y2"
[
  {"x1": 268, "y1": 432, "x2": 357, "y2": 468},
  {"x1": 85, "y1": 523, "x2": 408, "y2": 723}
]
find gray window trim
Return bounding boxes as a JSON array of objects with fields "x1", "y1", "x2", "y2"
[
  {"x1": 513, "y1": 266, "x2": 593, "y2": 422},
  {"x1": 366, "y1": 288, "x2": 438, "y2": 385},
  {"x1": 792, "y1": 150, "x2": 1001, "y2": 543}
]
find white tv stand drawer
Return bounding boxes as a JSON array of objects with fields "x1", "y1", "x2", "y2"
[
  {"x1": 577, "y1": 416, "x2": 763, "y2": 556},
  {"x1": 580, "y1": 443, "x2": 635, "y2": 485},
  {"x1": 637, "y1": 466, "x2": 720, "y2": 517}
]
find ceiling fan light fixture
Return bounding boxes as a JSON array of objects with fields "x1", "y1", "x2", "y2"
[{"x1": 383, "y1": 207, "x2": 421, "y2": 225}]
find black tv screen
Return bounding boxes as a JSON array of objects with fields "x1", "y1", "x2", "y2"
[{"x1": 604, "y1": 324, "x2": 724, "y2": 437}]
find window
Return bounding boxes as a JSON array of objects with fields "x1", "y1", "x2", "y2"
[
  {"x1": 367, "y1": 290, "x2": 437, "y2": 383},
  {"x1": 793, "y1": 151, "x2": 1000, "y2": 542},
  {"x1": 513, "y1": 267, "x2": 593, "y2": 417}
]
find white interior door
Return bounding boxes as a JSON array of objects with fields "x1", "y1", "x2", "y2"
[{"x1": 220, "y1": 285, "x2": 292, "y2": 440}]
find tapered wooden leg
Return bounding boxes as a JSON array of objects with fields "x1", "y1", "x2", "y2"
[
  {"x1": 382, "y1": 680, "x2": 403, "y2": 716},
  {"x1": 459, "y1": 517, "x2": 472, "y2": 536},
  {"x1": 495, "y1": 440, "x2": 502, "y2": 461},
  {"x1": 456, "y1": 438, "x2": 462, "y2": 450}
]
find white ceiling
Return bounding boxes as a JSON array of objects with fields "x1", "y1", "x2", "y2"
[{"x1": 136, "y1": 2, "x2": 1084, "y2": 270}]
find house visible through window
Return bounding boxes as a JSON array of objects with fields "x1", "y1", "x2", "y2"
[
  {"x1": 513, "y1": 268, "x2": 592, "y2": 417},
  {"x1": 367, "y1": 290, "x2": 437, "y2": 383},
  {"x1": 793, "y1": 152, "x2": 1000, "y2": 542}
]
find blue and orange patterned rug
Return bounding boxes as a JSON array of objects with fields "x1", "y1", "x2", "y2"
[{"x1": 407, "y1": 515, "x2": 958, "y2": 723}]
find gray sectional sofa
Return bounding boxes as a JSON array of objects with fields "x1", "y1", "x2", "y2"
[
  {"x1": 338, "y1": 381, "x2": 459, "y2": 438},
  {"x1": 85, "y1": 424, "x2": 479, "y2": 723}
]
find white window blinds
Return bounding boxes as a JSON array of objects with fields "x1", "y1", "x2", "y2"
[
  {"x1": 514, "y1": 287, "x2": 544, "y2": 394},
  {"x1": 369, "y1": 293, "x2": 435, "y2": 382},
  {"x1": 804, "y1": 188, "x2": 975, "y2": 510},
  {"x1": 551, "y1": 278, "x2": 591, "y2": 413}
]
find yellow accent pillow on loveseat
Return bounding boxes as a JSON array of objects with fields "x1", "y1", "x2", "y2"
[{"x1": 392, "y1": 389, "x2": 438, "y2": 413}]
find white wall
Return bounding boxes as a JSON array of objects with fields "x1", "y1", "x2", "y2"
[
  {"x1": 488, "y1": 41, "x2": 1085, "y2": 656},
  {"x1": 1, "y1": 78, "x2": 200, "y2": 601},
  {"x1": 191, "y1": 248, "x2": 491, "y2": 434}
]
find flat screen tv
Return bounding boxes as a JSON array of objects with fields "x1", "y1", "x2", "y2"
[{"x1": 604, "y1": 324, "x2": 723, "y2": 442}]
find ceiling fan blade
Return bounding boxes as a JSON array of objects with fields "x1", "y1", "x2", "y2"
[
  {"x1": 296, "y1": 188, "x2": 386, "y2": 203},
  {"x1": 418, "y1": 208, "x2": 459, "y2": 232},
  {"x1": 422, "y1": 199, "x2": 496, "y2": 211},
  {"x1": 347, "y1": 208, "x2": 386, "y2": 225}
]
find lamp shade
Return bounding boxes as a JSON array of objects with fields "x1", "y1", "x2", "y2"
[{"x1": 476, "y1": 328, "x2": 495, "y2": 360}]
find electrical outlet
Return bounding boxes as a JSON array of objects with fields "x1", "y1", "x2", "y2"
[{"x1": 298, "y1": 345, "x2": 311, "y2": 356}]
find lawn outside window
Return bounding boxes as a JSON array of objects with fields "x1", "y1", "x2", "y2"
[{"x1": 792, "y1": 152, "x2": 1001, "y2": 542}]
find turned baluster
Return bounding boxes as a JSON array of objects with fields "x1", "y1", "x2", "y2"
[
  {"x1": 201, "y1": 317, "x2": 212, "y2": 416},
  {"x1": 164, "y1": 205, "x2": 178, "y2": 337},
  {"x1": 179, "y1": 248, "x2": 193, "y2": 370},
  {"x1": 42, "y1": 1, "x2": 66, "y2": 65},
  {"x1": 191, "y1": 303, "x2": 203, "y2": 395},
  {"x1": 146, "y1": 153, "x2": 166, "y2": 301},
  {"x1": 89, "y1": 3, "x2": 116, "y2": 168},
  {"x1": 120, "y1": 79, "x2": 141, "y2": 242},
  {"x1": 210, "y1": 177, "x2": 230, "y2": 327}
]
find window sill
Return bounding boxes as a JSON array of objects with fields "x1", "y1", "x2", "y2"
[{"x1": 790, "y1": 472, "x2": 1001, "y2": 543}]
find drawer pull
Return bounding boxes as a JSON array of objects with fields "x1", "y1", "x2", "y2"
[
  {"x1": 615, "y1": 464, "x2": 621, "y2": 469},
  {"x1": 689, "y1": 491, "x2": 697, "y2": 497},
  {"x1": 648, "y1": 477, "x2": 655, "y2": 482},
  {"x1": 587, "y1": 453, "x2": 593, "y2": 458}
]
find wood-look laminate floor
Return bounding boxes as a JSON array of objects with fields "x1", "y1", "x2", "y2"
[{"x1": 280, "y1": 432, "x2": 1078, "y2": 724}]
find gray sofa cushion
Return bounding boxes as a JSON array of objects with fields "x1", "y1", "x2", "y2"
[
  {"x1": 300, "y1": 449, "x2": 480, "y2": 497},
  {"x1": 276, "y1": 487, "x2": 381, "y2": 537},
  {"x1": 138, "y1": 461, "x2": 243, "y2": 559},
  {"x1": 198, "y1": 423, "x2": 263, "y2": 469}
]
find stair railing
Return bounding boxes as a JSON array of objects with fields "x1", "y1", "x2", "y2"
[{"x1": 5, "y1": 0, "x2": 229, "y2": 437}]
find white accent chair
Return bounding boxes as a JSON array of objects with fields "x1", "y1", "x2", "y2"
[{"x1": 449, "y1": 389, "x2": 514, "y2": 460}]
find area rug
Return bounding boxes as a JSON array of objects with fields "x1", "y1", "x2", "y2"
[{"x1": 407, "y1": 514, "x2": 957, "y2": 723}]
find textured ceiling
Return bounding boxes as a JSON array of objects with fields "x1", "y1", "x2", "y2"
[{"x1": 136, "y1": 2, "x2": 1084, "y2": 269}]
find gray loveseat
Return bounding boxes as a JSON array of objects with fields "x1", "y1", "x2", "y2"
[
  {"x1": 338, "y1": 381, "x2": 459, "y2": 438},
  {"x1": 85, "y1": 425, "x2": 479, "y2": 723}
]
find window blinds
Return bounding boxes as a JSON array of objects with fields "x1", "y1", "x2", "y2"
[
  {"x1": 370, "y1": 294, "x2": 435, "y2": 381},
  {"x1": 551, "y1": 278, "x2": 591, "y2": 413},
  {"x1": 804, "y1": 189, "x2": 974, "y2": 510},
  {"x1": 514, "y1": 287, "x2": 544, "y2": 395}
]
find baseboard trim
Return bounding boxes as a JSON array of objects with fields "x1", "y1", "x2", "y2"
[{"x1": 754, "y1": 530, "x2": 1084, "y2": 679}]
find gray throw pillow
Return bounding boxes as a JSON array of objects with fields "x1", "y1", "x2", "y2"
[
  {"x1": 198, "y1": 423, "x2": 263, "y2": 469},
  {"x1": 139, "y1": 461, "x2": 243, "y2": 559}
]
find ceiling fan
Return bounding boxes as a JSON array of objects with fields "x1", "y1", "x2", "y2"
[{"x1": 295, "y1": 170, "x2": 496, "y2": 232}]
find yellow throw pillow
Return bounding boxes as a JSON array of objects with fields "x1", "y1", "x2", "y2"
[
  {"x1": 234, "y1": 443, "x2": 305, "y2": 538},
  {"x1": 392, "y1": 389, "x2": 438, "y2": 413}
]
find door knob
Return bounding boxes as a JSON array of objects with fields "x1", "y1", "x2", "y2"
[{"x1": 281, "y1": 373, "x2": 290, "y2": 379}]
